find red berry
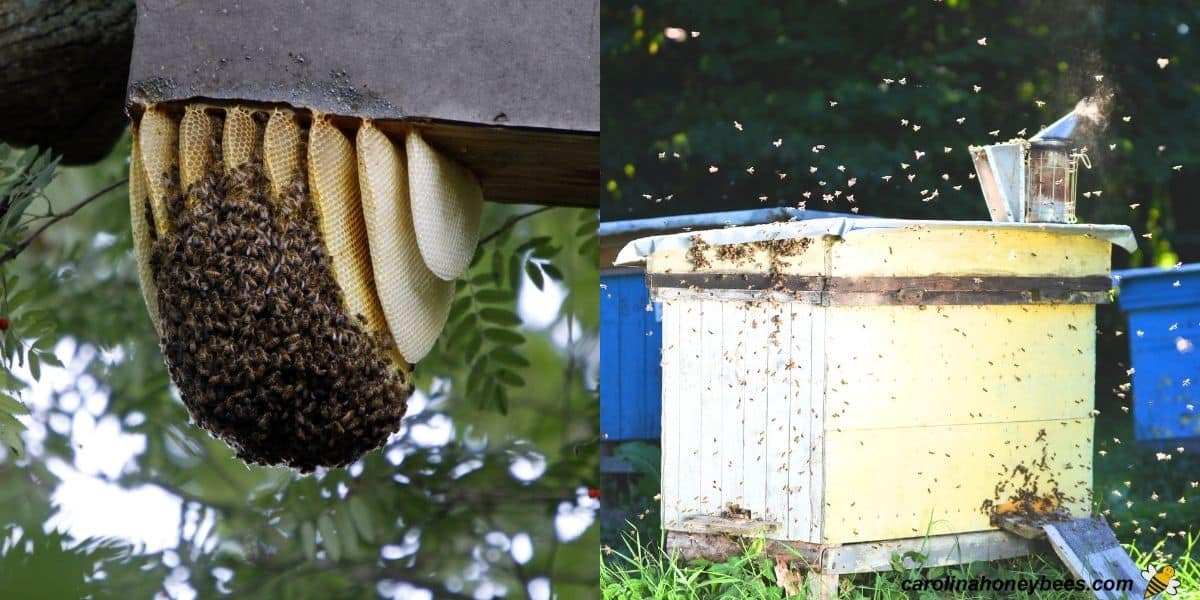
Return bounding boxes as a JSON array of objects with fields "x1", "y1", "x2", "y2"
[
  {"x1": 0, "y1": 318, "x2": 8, "y2": 331},
  {"x1": 587, "y1": 487, "x2": 600, "y2": 499}
]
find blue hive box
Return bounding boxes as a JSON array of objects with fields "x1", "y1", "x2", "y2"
[
  {"x1": 1113, "y1": 264, "x2": 1200, "y2": 444},
  {"x1": 599, "y1": 208, "x2": 859, "y2": 442}
]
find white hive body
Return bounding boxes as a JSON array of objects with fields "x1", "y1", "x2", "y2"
[
  {"x1": 406, "y1": 131, "x2": 485, "y2": 281},
  {"x1": 623, "y1": 218, "x2": 1135, "y2": 546}
]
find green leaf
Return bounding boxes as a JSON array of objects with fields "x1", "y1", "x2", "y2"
[
  {"x1": 4, "y1": 288, "x2": 33, "y2": 311},
  {"x1": 0, "y1": 393, "x2": 29, "y2": 416},
  {"x1": 0, "y1": 411, "x2": 26, "y2": 461},
  {"x1": 0, "y1": 370, "x2": 22, "y2": 392},
  {"x1": 482, "y1": 328, "x2": 524, "y2": 346},
  {"x1": 495, "y1": 369, "x2": 525, "y2": 387},
  {"x1": 474, "y1": 289, "x2": 513, "y2": 304},
  {"x1": 463, "y1": 330, "x2": 483, "y2": 363},
  {"x1": 525, "y1": 261, "x2": 545, "y2": 290},
  {"x1": 301, "y1": 521, "x2": 317, "y2": 560},
  {"x1": 495, "y1": 387, "x2": 509, "y2": 415},
  {"x1": 332, "y1": 508, "x2": 360, "y2": 557},
  {"x1": 507, "y1": 253, "x2": 522, "y2": 292},
  {"x1": 541, "y1": 263, "x2": 565, "y2": 281},
  {"x1": 317, "y1": 514, "x2": 341, "y2": 562},
  {"x1": 514, "y1": 236, "x2": 552, "y2": 254},
  {"x1": 489, "y1": 347, "x2": 530, "y2": 368},
  {"x1": 447, "y1": 295, "x2": 472, "y2": 322},
  {"x1": 480, "y1": 308, "x2": 521, "y2": 326},
  {"x1": 347, "y1": 496, "x2": 375, "y2": 543},
  {"x1": 27, "y1": 353, "x2": 39, "y2": 381},
  {"x1": 491, "y1": 248, "x2": 505, "y2": 286}
]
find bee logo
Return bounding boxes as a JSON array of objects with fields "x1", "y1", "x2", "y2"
[{"x1": 1142, "y1": 565, "x2": 1180, "y2": 598}]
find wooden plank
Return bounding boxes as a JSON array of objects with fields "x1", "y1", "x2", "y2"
[
  {"x1": 664, "y1": 530, "x2": 1037, "y2": 577},
  {"x1": 764, "y1": 301, "x2": 793, "y2": 530},
  {"x1": 664, "y1": 530, "x2": 821, "y2": 565},
  {"x1": 675, "y1": 514, "x2": 781, "y2": 536},
  {"x1": 649, "y1": 273, "x2": 1110, "y2": 293},
  {"x1": 821, "y1": 530, "x2": 1039, "y2": 574},
  {"x1": 658, "y1": 301, "x2": 679, "y2": 523},
  {"x1": 720, "y1": 301, "x2": 748, "y2": 513},
  {"x1": 805, "y1": 572, "x2": 839, "y2": 600},
  {"x1": 742, "y1": 302, "x2": 771, "y2": 521},
  {"x1": 825, "y1": 275, "x2": 1114, "y2": 293},
  {"x1": 825, "y1": 290, "x2": 1111, "y2": 306},
  {"x1": 647, "y1": 274, "x2": 1111, "y2": 306},
  {"x1": 698, "y1": 300, "x2": 724, "y2": 516},
  {"x1": 824, "y1": 304, "x2": 1096, "y2": 431},
  {"x1": 669, "y1": 301, "x2": 703, "y2": 525},
  {"x1": 654, "y1": 286, "x2": 824, "y2": 305},
  {"x1": 806, "y1": 305, "x2": 826, "y2": 542},
  {"x1": 128, "y1": 0, "x2": 599, "y2": 208},
  {"x1": 1043, "y1": 517, "x2": 1146, "y2": 600},
  {"x1": 828, "y1": 227, "x2": 1115, "y2": 278}
]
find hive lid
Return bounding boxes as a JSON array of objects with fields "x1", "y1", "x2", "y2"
[{"x1": 613, "y1": 217, "x2": 1138, "y2": 265}]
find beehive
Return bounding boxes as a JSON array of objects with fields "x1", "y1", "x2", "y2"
[
  {"x1": 1114, "y1": 264, "x2": 1200, "y2": 445},
  {"x1": 618, "y1": 218, "x2": 1135, "y2": 546}
]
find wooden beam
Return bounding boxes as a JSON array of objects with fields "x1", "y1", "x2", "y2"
[
  {"x1": 821, "y1": 531, "x2": 1041, "y2": 575},
  {"x1": 1042, "y1": 517, "x2": 1146, "y2": 600}
]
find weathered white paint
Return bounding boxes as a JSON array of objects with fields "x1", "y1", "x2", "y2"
[{"x1": 652, "y1": 222, "x2": 1118, "y2": 547}]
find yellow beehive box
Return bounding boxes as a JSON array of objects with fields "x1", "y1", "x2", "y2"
[{"x1": 617, "y1": 218, "x2": 1135, "y2": 546}]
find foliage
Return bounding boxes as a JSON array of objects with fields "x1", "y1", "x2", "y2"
[
  {"x1": 601, "y1": 0, "x2": 1200, "y2": 267},
  {"x1": 0, "y1": 134, "x2": 599, "y2": 599}
]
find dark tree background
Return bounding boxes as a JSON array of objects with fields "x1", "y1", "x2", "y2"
[{"x1": 602, "y1": 0, "x2": 1199, "y2": 266}]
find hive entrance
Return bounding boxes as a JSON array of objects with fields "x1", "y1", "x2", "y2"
[{"x1": 129, "y1": 102, "x2": 484, "y2": 470}]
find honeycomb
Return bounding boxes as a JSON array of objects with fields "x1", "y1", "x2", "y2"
[{"x1": 129, "y1": 102, "x2": 482, "y2": 470}]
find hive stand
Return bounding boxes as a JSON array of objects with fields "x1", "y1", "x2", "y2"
[
  {"x1": 668, "y1": 515, "x2": 1145, "y2": 600},
  {"x1": 667, "y1": 528, "x2": 1038, "y2": 599}
]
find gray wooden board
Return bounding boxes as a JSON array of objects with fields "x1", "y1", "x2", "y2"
[
  {"x1": 664, "y1": 530, "x2": 1038, "y2": 575},
  {"x1": 1043, "y1": 517, "x2": 1145, "y2": 599},
  {"x1": 128, "y1": 0, "x2": 598, "y2": 132},
  {"x1": 127, "y1": 0, "x2": 599, "y2": 208},
  {"x1": 821, "y1": 530, "x2": 1039, "y2": 575}
]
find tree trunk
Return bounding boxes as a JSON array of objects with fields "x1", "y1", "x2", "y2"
[{"x1": 0, "y1": 0, "x2": 134, "y2": 164}]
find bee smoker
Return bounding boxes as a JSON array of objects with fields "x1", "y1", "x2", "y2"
[
  {"x1": 970, "y1": 101, "x2": 1095, "y2": 224},
  {"x1": 1024, "y1": 138, "x2": 1085, "y2": 224}
]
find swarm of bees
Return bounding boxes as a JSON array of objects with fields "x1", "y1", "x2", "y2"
[{"x1": 129, "y1": 102, "x2": 483, "y2": 470}]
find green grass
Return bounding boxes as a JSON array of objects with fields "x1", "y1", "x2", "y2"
[{"x1": 601, "y1": 526, "x2": 1200, "y2": 599}]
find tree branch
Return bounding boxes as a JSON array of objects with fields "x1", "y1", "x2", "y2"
[
  {"x1": 0, "y1": 178, "x2": 127, "y2": 263},
  {"x1": 478, "y1": 206, "x2": 555, "y2": 247}
]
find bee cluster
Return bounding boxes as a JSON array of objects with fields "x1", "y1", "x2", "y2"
[{"x1": 145, "y1": 111, "x2": 410, "y2": 471}]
